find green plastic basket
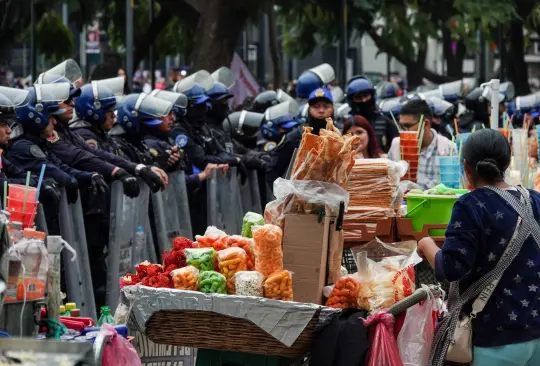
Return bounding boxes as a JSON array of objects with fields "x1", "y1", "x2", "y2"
[{"x1": 405, "y1": 194, "x2": 458, "y2": 236}]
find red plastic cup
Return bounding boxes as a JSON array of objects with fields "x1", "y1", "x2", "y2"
[
  {"x1": 8, "y1": 184, "x2": 37, "y2": 202},
  {"x1": 400, "y1": 139, "x2": 419, "y2": 147},
  {"x1": 10, "y1": 209, "x2": 37, "y2": 229},
  {"x1": 400, "y1": 146, "x2": 419, "y2": 155},
  {"x1": 400, "y1": 131, "x2": 419, "y2": 141},
  {"x1": 7, "y1": 198, "x2": 38, "y2": 213}
]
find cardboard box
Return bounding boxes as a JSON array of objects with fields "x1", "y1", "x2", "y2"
[{"x1": 282, "y1": 213, "x2": 343, "y2": 304}]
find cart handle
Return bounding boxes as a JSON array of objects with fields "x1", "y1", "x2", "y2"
[
  {"x1": 387, "y1": 285, "x2": 442, "y2": 316},
  {"x1": 405, "y1": 199, "x2": 427, "y2": 218}
]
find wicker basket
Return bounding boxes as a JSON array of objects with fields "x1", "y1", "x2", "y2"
[{"x1": 146, "y1": 309, "x2": 320, "y2": 358}]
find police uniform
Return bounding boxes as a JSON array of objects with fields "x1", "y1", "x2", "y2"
[
  {"x1": 108, "y1": 128, "x2": 154, "y2": 165},
  {"x1": 0, "y1": 154, "x2": 39, "y2": 187},
  {"x1": 265, "y1": 127, "x2": 302, "y2": 185},
  {"x1": 370, "y1": 112, "x2": 399, "y2": 153}
]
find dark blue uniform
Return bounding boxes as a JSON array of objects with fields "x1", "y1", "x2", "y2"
[
  {"x1": 7, "y1": 135, "x2": 93, "y2": 187},
  {"x1": 108, "y1": 132, "x2": 154, "y2": 166},
  {"x1": 0, "y1": 154, "x2": 38, "y2": 187},
  {"x1": 144, "y1": 132, "x2": 201, "y2": 190},
  {"x1": 47, "y1": 124, "x2": 117, "y2": 177},
  {"x1": 265, "y1": 127, "x2": 302, "y2": 185}
]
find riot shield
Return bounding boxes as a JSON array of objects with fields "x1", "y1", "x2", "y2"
[
  {"x1": 152, "y1": 171, "x2": 193, "y2": 254},
  {"x1": 177, "y1": 70, "x2": 214, "y2": 92},
  {"x1": 276, "y1": 89, "x2": 294, "y2": 103},
  {"x1": 34, "y1": 203, "x2": 48, "y2": 234},
  {"x1": 35, "y1": 59, "x2": 82, "y2": 86},
  {"x1": 59, "y1": 188, "x2": 96, "y2": 320},
  {"x1": 331, "y1": 86, "x2": 345, "y2": 103},
  {"x1": 239, "y1": 170, "x2": 262, "y2": 214},
  {"x1": 207, "y1": 167, "x2": 242, "y2": 234},
  {"x1": 106, "y1": 180, "x2": 150, "y2": 313}
]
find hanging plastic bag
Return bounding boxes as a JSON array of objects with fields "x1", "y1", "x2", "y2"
[
  {"x1": 363, "y1": 311, "x2": 403, "y2": 366},
  {"x1": 397, "y1": 286, "x2": 438, "y2": 366},
  {"x1": 99, "y1": 323, "x2": 141, "y2": 366}
]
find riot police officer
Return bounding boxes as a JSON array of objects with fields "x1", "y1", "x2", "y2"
[
  {"x1": 251, "y1": 91, "x2": 280, "y2": 113},
  {"x1": 346, "y1": 76, "x2": 398, "y2": 152},
  {"x1": 0, "y1": 88, "x2": 61, "y2": 205},
  {"x1": 259, "y1": 100, "x2": 300, "y2": 153},
  {"x1": 295, "y1": 63, "x2": 335, "y2": 103},
  {"x1": 266, "y1": 88, "x2": 334, "y2": 184}
]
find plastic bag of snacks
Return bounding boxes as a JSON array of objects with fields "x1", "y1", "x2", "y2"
[
  {"x1": 234, "y1": 271, "x2": 265, "y2": 297},
  {"x1": 199, "y1": 271, "x2": 227, "y2": 294},
  {"x1": 326, "y1": 275, "x2": 362, "y2": 309},
  {"x1": 170, "y1": 266, "x2": 200, "y2": 291},
  {"x1": 162, "y1": 237, "x2": 194, "y2": 270},
  {"x1": 195, "y1": 226, "x2": 229, "y2": 251},
  {"x1": 241, "y1": 212, "x2": 265, "y2": 238},
  {"x1": 253, "y1": 224, "x2": 283, "y2": 277},
  {"x1": 263, "y1": 270, "x2": 293, "y2": 301},
  {"x1": 185, "y1": 247, "x2": 216, "y2": 272},
  {"x1": 226, "y1": 235, "x2": 255, "y2": 270},
  {"x1": 217, "y1": 247, "x2": 247, "y2": 293}
]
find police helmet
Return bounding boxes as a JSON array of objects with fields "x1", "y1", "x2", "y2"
[
  {"x1": 176, "y1": 70, "x2": 214, "y2": 92},
  {"x1": 34, "y1": 73, "x2": 81, "y2": 99},
  {"x1": 296, "y1": 63, "x2": 335, "y2": 99},
  {"x1": 207, "y1": 81, "x2": 233, "y2": 102},
  {"x1": 262, "y1": 100, "x2": 299, "y2": 141},
  {"x1": 173, "y1": 78, "x2": 210, "y2": 106},
  {"x1": 378, "y1": 97, "x2": 402, "y2": 120},
  {"x1": 223, "y1": 110, "x2": 264, "y2": 139},
  {"x1": 376, "y1": 81, "x2": 402, "y2": 100},
  {"x1": 346, "y1": 76, "x2": 375, "y2": 104},
  {"x1": 308, "y1": 88, "x2": 334, "y2": 105},
  {"x1": 151, "y1": 89, "x2": 188, "y2": 117},
  {"x1": 14, "y1": 83, "x2": 70, "y2": 131},
  {"x1": 35, "y1": 59, "x2": 83, "y2": 87},
  {"x1": 75, "y1": 82, "x2": 117, "y2": 125},
  {"x1": 330, "y1": 86, "x2": 345, "y2": 104},
  {"x1": 116, "y1": 93, "x2": 173, "y2": 134},
  {"x1": 252, "y1": 91, "x2": 279, "y2": 113}
]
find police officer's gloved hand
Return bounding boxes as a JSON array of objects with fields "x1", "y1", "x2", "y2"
[
  {"x1": 66, "y1": 180, "x2": 79, "y2": 204},
  {"x1": 235, "y1": 161, "x2": 249, "y2": 185},
  {"x1": 40, "y1": 180, "x2": 61, "y2": 208},
  {"x1": 240, "y1": 153, "x2": 264, "y2": 170},
  {"x1": 136, "y1": 165, "x2": 162, "y2": 193},
  {"x1": 113, "y1": 168, "x2": 140, "y2": 198},
  {"x1": 91, "y1": 173, "x2": 109, "y2": 195}
]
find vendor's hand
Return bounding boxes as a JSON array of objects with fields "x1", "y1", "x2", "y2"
[
  {"x1": 151, "y1": 166, "x2": 168, "y2": 189},
  {"x1": 417, "y1": 237, "x2": 437, "y2": 262}
]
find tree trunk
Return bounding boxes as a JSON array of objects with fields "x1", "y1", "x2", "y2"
[
  {"x1": 507, "y1": 19, "x2": 531, "y2": 95},
  {"x1": 406, "y1": 40, "x2": 428, "y2": 89},
  {"x1": 185, "y1": 0, "x2": 253, "y2": 71},
  {"x1": 133, "y1": 9, "x2": 174, "y2": 68},
  {"x1": 442, "y1": 27, "x2": 465, "y2": 79},
  {"x1": 267, "y1": 1, "x2": 281, "y2": 89}
]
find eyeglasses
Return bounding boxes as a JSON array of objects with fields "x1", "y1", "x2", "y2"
[{"x1": 399, "y1": 121, "x2": 420, "y2": 131}]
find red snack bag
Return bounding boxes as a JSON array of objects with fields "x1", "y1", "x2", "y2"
[
  {"x1": 226, "y1": 235, "x2": 255, "y2": 271},
  {"x1": 363, "y1": 311, "x2": 404, "y2": 366}
]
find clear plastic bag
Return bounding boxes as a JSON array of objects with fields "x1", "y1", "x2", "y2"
[
  {"x1": 397, "y1": 286, "x2": 438, "y2": 366},
  {"x1": 241, "y1": 212, "x2": 265, "y2": 238},
  {"x1": 325, "y1": 274, "x2": 362, "y2": 309},
  {"x1": 363, "y1": 311, "x2": 404, "y2": 366},
  {"x1": 263, "y1": 270, "x2": 293, "y2": 301},
  {"x1": 195, "y1": 226, "x2": 229, "y2": 251},
  {"x1": 184, "y1": 247, "x2": 216, "y2": 272},
  {"x1": 234, "y1": 271, "x2": 264, "y2": 297},
  {"x1": 217, "y1": 247, "x2": 247, "y2": 293},
  {"x1": 100, "y1": 323, "x2": 141, "y2": 366},
  {"x1": 264, "y1": 178, "x2": 349, "y2": 227},
  {"x1": 252, "y1": 224, "x2": 283, "y2": 277},
  {"x1": 199, "y1": 271, "x2": 227, "y2": 294},
  {"x1": 170, "y1": 265, "x2": 200, "y2": 291},
  {"x1": 226, "y1": 235, "x2": 255, "y2": 270}
]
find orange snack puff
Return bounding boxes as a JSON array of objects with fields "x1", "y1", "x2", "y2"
[
  {"x1": 170, "y1": 266, "x2": 200, "y2": 291},
  {"x1": 217, "y1": 247, "x2": 247, "y2": 293},
  {"x1": 195, "y1": 226, "x2": 229, "y2": 251},
  {"x1": 263, "y1": 270, "x2": 293, "y2": 301},
  {"x1": 227, "y1": 235, "x2": 255, "y2": 270},
  {"x1": 325, "y1": 275, "x2": 362, "y2": 309},
  {"x1": 253, "y1": 224, "x2": 283, "y2": 277}
]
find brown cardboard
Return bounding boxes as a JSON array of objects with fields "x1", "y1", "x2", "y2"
[{"x1": 282, "y1": 213, "x2": 339, "y2": 304}]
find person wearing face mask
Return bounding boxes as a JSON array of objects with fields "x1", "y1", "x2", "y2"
[
  {"x1": 343, "y1": 115, "x2": 385, "y2": 159},
  {"x1": 266, "y1": 88, "x2": 334, "y2": 185},
  {"x1": 346, "y1": 76, "x2": 398, "y2": 153}
]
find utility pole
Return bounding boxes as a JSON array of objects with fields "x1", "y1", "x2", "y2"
[
  {"x1": 126, "y1": 0, "x2": 134, "y2": 88},
  {"x1": 62, "y1": 0, "x2": 68, "y2": 26},
  {"x1": 340, "y1": 0, "x2": 348, "y2": 86},
  {"x1": 31, "y1": 0, "x2": 36, "y2": 81},
  {"x1": 149, "y1": 0, "x2": 155, "y2": 89}
]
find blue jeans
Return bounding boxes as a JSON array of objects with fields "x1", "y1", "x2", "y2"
[{"x1": 473, "y1": 339, "x2": 540, "y2": 366}]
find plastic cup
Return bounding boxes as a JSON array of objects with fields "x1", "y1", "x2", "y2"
[
  {"x1": 7, "y1": 198, "x2": 38, "y2": 213},
  {"x1": 439, "y1": 156, "x2": 460, "y2": 166},
  {"x1": 439, "y1": 164, "x2": 460, "y2": 175},
  {"x1": 400, "y1": 131, "x2": 418, "y2": 141},
  {"x1": 440, "y1": 180, "x2": 460, "y2": 189},
  {"x1": 400, "y1": 139, "x2": 419, "y2": 147},
  {"x1": 8, "y1": 184, "x2": 37, "y2": 202},
  {"x1": 440, "y1": 172, "x2": 461, "y2": 181},
  {"x1": 400, "y1": 146, "x2": 419, "y2": 155},
  {"x1": 498, "y1": 128, "x2": 509, "y2": 139},
  {"x1": 10, "y1": 209, "x2": 37, "y2": 229}
]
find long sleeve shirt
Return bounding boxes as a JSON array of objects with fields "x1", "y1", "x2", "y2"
[{"x1": 435, "y1": 187, "x2": 540, "y2": 347}]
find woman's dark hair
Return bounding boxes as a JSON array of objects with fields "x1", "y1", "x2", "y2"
[
  {"x1": 343, "y1": 115, "x2": 383, "y2": 158},
  {"x1": 462, "y1": 129, "x2": 511, "y2": 185}
]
